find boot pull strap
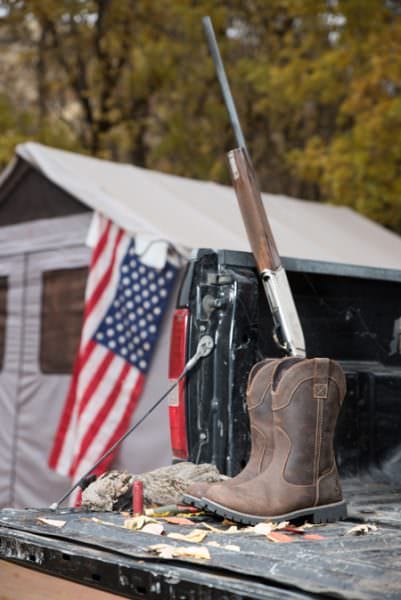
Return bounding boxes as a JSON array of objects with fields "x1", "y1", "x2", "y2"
[{"x1": 313, "y1": 358, "x2": 330, "y2": 399}]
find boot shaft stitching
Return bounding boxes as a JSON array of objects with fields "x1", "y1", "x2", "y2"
[{"x1": 273, "y1": 376, "x2": 343, "y2": 411}]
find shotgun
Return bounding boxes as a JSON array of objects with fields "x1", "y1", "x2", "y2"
[{"x1": 202, "y1": 16, "x2": 306, "y2": 357}]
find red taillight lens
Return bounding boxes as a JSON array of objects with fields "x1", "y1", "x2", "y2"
[{"x1": 168, "y1": 308, "x2": 189, "y2": 459}]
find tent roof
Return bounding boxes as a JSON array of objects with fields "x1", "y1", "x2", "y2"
[{"x1": 3, "y1": 141, "x2": 401, "y2": 271}]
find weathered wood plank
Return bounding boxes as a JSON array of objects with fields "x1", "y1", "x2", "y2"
[{"x1": 0, "y1": 561, "x2": 122, "y2": 600}]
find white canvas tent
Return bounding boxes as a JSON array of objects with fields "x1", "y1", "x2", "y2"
[
  {"x1": 0, "y1": 141, "x2": 400, "y2": 509},
  {"x1": 15, "y1": 142, "x2": 401, "y2": 270}
]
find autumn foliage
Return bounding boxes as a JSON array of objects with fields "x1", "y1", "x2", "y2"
[{"x1": 0, "y1": 0, "x2": 400, "y2": 233}]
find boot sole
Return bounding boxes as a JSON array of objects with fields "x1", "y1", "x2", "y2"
[
  {"x1": 201, "y1": 498, "x2": 347, "y2": 525},
  {"x1": 181, "y1": 494, "x2": 208, "y2": 510}
]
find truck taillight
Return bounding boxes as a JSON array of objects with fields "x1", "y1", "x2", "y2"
[{"x1": 168, "y1": 308, "x2": 189, "y2": 459}]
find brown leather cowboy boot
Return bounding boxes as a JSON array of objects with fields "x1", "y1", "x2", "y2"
[
  {"x1": 202, "y1": 357, "x2": 347, "y2": 524},
  {"x1": 182, "y1": 357, "x2": 288, "y2": 508}
]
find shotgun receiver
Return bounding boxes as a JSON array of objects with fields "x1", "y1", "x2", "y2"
[{"x1": 202, "y1": 16, "x2": 306, "y2": 357}]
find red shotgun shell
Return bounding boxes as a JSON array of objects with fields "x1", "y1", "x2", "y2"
[{"x1": 132, "y1": 480, "x2": 144, "y2": 515}]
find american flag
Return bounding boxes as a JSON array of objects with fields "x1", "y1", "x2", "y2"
[{"x1": 49, "y1": 214, "x2": 177, "y2": 498}]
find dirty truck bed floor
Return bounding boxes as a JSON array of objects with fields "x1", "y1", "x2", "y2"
[{"x1": 1, "y1": 478, "x2": 401, "y2": 600}]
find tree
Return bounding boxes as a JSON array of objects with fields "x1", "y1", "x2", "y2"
[{"x1": 0, "y1": 0, "x2": 401, "y2": 234}]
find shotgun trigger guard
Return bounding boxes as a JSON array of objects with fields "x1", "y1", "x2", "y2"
[{"x1": 272, "y1": 324, "x2": 287, "y2": 352}]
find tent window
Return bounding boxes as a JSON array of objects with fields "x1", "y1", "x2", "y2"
[
  {"x1": 0, "y1": 276, "x2": 8, "y2": 371},
  {"x1": 40, "y1": 267, "x2": 88, "y2": 374}
]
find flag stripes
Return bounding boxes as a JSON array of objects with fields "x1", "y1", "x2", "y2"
[{"x1": 49, "y1": 213, "x2": 177, "y2": 504}]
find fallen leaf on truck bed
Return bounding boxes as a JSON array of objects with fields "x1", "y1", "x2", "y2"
[
  {"x1": 167, "y1": 529, "x2": 208, "y2": 543},
  {"x1": 224, "y1": 544, "x2": 241, "y2": 552},
  {"x1": 206, "y1": 541, "x2": 241, "y2": 551},
  {"x1": 37, "y1": 518, "x2": 66, "y2": 528},
  {"x1": 346, "y1": 524, "x2": 378, "y2": 536},
  {"x1": 200, "y1": 522, "x2": 223, "y2": 533},
  {"x1": 267, "y1": 532, "x2": 295, "y2": 543},
  {"x1": 142, "y1": 522, "x2": 165, "y2": 535},
  {"x1": 149, "y1": 544, "x2": 211, "y2": 560},
  {"x1": 163, "y1": 516, "x2": 194, "y2": 525},
  {"x1": 124, "y1": 516, "x2": 158, "y2": 530},
  {"x1": 303, "y1": 534, "x2": 326, "y2": 541}
]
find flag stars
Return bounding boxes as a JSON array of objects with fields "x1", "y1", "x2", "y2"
[{"x1": 94, "y1": 247, "x2": 176, "y2": 374}]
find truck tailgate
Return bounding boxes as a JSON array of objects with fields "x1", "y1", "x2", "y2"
[{"x1": 1, "y1": 480, "x2": 401, "y2": 600}]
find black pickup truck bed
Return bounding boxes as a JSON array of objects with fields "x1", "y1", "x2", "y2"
[
  {"x1": 2, "y1": 251, "x2": 401, "y2": 599},
  {"x1": 1, "y1": 478, "x2": 401, "y2": 600}
]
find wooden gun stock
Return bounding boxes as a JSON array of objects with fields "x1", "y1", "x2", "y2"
[
  {"x1": 227, "y1": 147, "x2": 306, "y2": 358},
  {"x1": 228, "y1": 148, "x2": 281, "y2": 273}
]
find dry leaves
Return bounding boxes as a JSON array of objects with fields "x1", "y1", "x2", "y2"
[
  {"x1": 167, "y1": 529, "x2": 208, "y2": 543},
  {"x1": 149, "y1": 544, "x2": 211, "y2": 560},
  {"x1": 142, "y1": 522, "x2": 165, "y2": 535},
  {"x1": 223, "y1": 544, "x2": 241, "y2": 552},
  {"x1": 346, "y1": 524, "x2": 378, "y2": 536},
  {"x1": 37, "y1": 517, "x2": 66, "y2": 528},
  {"x1": 206, "y1": 541, "x2": 241, "y2": 551},
  {"x1": 303, "y1": 533, "x2": 325, "y2": 541},
  {"x1": 163, "y1": 516, "x2": 194, "y2": 526},
  {"x1": 124, "y1": 515, "x2": 158, "y2": 530},
  {"x1": 145, "y1": 504, "x2": 201, "y2": 518},
  {"x1": 200, "y1": 522, "x2": 222, "y2": 533}
]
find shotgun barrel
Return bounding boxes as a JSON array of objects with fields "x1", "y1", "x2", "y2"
[
  {"x1": 202, "y1": 16, "x2": 247, "y2": 153},
  {"x1": 203, "y1": 15, "x2": 306, "y2": 357}
]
